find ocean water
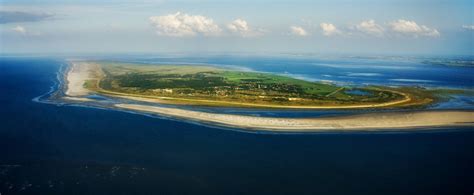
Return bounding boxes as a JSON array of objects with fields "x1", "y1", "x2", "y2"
[{"x1": 0, "y1": 56, "x2": 473, "y2": 194}]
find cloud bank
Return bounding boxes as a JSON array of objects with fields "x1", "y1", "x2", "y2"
[
  {"x1": 149, "y1": 12, "x2": 221, "y2": 37},
  {"x1": 148, "y1": 13, "x2": 442, "y2": 39},
  {"x1": 354, "y1": 20, "x2": 384, "y2": 37},
  {"x1": 320, "y1": 19, "x2": 439, "y2": 38},
  {"x1": 389, "y1": 19, "x2": 440, "y2": 37}
]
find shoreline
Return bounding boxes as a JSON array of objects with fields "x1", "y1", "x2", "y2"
[
  {"x1": 56, "y1": 61, "x2": 474, "y2": 132},
  {"x1": 114, "y1": 103, "x2": 474, "y2": 132}
]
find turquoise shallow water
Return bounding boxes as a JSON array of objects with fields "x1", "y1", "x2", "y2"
[{"x1": 0, "y1": 56, "x2": 473, "y2": 194}]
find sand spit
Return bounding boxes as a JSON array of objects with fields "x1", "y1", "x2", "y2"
[{"x1": 115, "y1": 103, "x2": 474, "y2": 132}]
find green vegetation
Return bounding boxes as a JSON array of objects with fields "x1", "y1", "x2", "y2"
[{"x1": 87, "y1": 62, "x2": 433, "y2": 108}]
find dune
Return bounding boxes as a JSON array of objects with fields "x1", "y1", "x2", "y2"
[
  {"x1": 115, "y1": 103, "x2": 474, "y2": 132},
  {"x1": 64, "y1": 62, "x2": 95, "y2": 97}
]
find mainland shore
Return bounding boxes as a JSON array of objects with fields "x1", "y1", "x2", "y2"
[{"x1": 62, "y1": 62, "x2": 474, "y2": 132}]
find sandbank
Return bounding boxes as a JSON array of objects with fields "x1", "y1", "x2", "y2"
[{"x1": 115, "y1": 103, "x2": 474, "y2": 132}]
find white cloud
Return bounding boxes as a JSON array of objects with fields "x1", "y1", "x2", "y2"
[
  {"x1": 320, "y1": 23, "x2": 340, "y2": 36},
  {"x1": 354, "y1": 20, "x2": 384, "y2": 37},
  {"x1": 462, "y1": 25, "x2": 474, "y2": 30},
  {"x1": 290, "y1": 26, "x2": 308, "y2": 36},
  {"x1": 12, "y1": 25, "x2": 26, "y2": 34},
  {"x1": 149, "y1": 12, "x2": 221, "y2": 37},
  {"x1": 227, "y1": 19, "x2": 249, "y2": 35},
  {"x1": 227, "y1": 19, "x2": 263, "y2": 37},
  {"x1": 389, "y1": 19, "x2": 440, "y2": 37},
  {"x1": 11, "y1": 25, "x2": 41, "y2": 36}
]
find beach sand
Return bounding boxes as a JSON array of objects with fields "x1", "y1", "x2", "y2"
[
  {"x1": 65, "y1": 62, "x2": 96, "y2": 97},
  {"x1": 115, "y1": 103, "x2": 474, "y2": 131}
]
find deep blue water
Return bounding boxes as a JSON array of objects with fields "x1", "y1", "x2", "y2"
[{"x1": 0, "y1": 57, "x2": 473, "y2": 194}]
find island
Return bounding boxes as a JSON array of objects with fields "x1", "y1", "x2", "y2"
[{"x1": 58, "y1": 61, "x2": 474, "y2": 132}]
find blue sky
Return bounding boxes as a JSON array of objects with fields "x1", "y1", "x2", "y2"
[{"x1": 0, "y1": 0, "x2": 473, "y2": 55}]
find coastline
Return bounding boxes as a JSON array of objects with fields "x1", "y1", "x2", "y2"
[
  {"x1": 114, "y1": 103, "x2": 474, "y2": 132},
  {"x1": 56, "y1": 61, "x2": 474, "y2": 132}
]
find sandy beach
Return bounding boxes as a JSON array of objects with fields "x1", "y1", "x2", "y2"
[
  {"x1": 64, "y1": 62, "x2": 98, "y2": 97},
  {"x1": 115, "y1": 103, "x2": 474, "y2": 131}
]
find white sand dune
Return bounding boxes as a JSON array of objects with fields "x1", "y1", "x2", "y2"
[
  {"x1": 65, "y1": 62, "x2": 95, "y2": 96},
  {"x1": 115, "y1": 103, "x2": 474, "y2": 131}
]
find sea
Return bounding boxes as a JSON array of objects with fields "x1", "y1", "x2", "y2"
[{"x1": 0, "y1": 54, "x2": 473, "y2": 194}]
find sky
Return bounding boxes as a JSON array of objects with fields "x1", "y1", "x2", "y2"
[{"x1": 0, "y1": 0, "x2": 473, "y2": 55}]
